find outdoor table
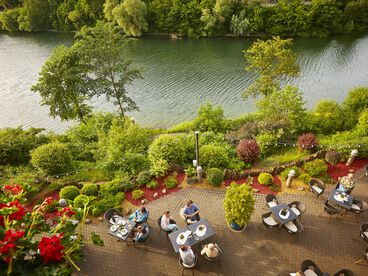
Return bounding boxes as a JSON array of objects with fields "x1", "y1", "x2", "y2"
[
  {"x1": 328, "y1": 189, "x2": 353, "y2": 210},
  {"x1": 270, "y1": 203, "x2": 298, "y2": 225},
  {"x1": 108, "y1": 215, "x2": 136, "y2": 241},
  {"x1": 168, "y1": 219, "x2": 216, "y2": 253}
]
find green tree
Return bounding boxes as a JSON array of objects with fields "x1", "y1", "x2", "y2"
[
  {"x1": 356, "y1": 109, "x2": 368, "y2": 136},
  {"x1": 343, "y1": 87, "x2": 368, "y2": 117},
  {"x1": 32, "y1": 45, "x2": 93, "y2": 122},
  {"x1": 230, "y1": 9, "x2": 250, "y2": 36},
  {"x1": 0, "y1": 0, "x2": 21, "y2": 9},
  {"x1": 112, "y1": 0, "x2": 148, "y2": 37},
  {"x1": 17, "y1": 0, "x2": 51, "y2": 31},
  {"x1": 311, "y1": 100, "x2": 345, "y2": 134},
  {"x1": 243, "y1": 36, "x2": 300, "y2": 99},
  {"x1": 193, "y1": 102, "x2": 227, "y2": 133},
  {"x1": 75, "y1": 21, "x2": 143, "y2": 116},
  {"x1": 103, "y1": 0, "x2": 119, "y2": 21},
  {"x1": 0, "y1": 7, "x2": 21, "y2": 31}
]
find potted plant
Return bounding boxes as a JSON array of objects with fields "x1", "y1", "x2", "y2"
[
  {"x1": 223, "y1": 182, "x2": 255, "y2": 232},
  {"x1": 185, "y1": 167, "x2": 198, "y2": 184}
]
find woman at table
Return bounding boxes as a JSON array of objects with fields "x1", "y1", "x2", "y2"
[
  {"x1": 179, "y1": 245, "x2": 195, "y2": 266},
  {"x1": 133, "y1": 225, "x2": 148, "y2": 242},
  {"x1": 161, "y1": 211, "x2": 179, "y2": 232},
  {"x1": 129, "y1": 206, "x2": 149, "y2": 223},
  {"x1": 337, "y1": 170, "x2": 355, "y2": 194}
]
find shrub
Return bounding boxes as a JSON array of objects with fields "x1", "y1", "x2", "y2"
[
  {"x1": 199, "y1": 144, "x2": 229, "y2": 169},
  {"x1": 31, "y1": 142, "x2": 73, "y2": 175},
  {"x1": 303, "y1": 159, "x2": 327, "y2": 177},
  {"x1": 237, "y1": 140, "x2": 260, "y2": 164},
  {"x1": 258, "y1": 173, "x2": 274, "y2": 186},
  {"x1": 299, "y1": 173, "x2": 311, "y2": 184},
  {"x1": 92, "y1": 192, "x2": 125, "y2": 216},
  {"x1": 168, "y1": 121, "x2": 194, "y2": 133},
  {"x1": 297, "y1": 133, "x2": 319, "y2": 151},
  {"x1": 136, "y1": 170, "x2": 151, "y2": 186},
  {"x1": 256, "y1": 131, "x2": 281, "y2": 157},
  {"x1": 343, "y1": 87, "x2": 368, "y2": 126},
  {"x1": 44, "y1": 200, "x2": 59, "y2": 213},
  {"x1": 149, "y1": 159, "x2": 169, "y2": 178},
  {"x1": 356, "y1": 109, "x2": 368, "y2": 136},
  {"x1": 184, "y1": 167, "x2": 196, "y2": 178},
  {"x1": 148, "y1": 134, "x2": 186, "y2": 166},
  {"x1": 81, "y1": 183, "x2": 99, "y2": 196},
  {"x1": 325, "y1": 150, "x2": 341, "y2": 165},
  {"x1": 146, "y1": 180, "x2": 158, "y2": 189},
  {"x1": 311, "y1": 100, "x2": 345, "y2": 134},
  {"x1": 73, "y1": 194, "x2": 90, "y2": 208},
  {"x1": 132, "y1": 189, "x2": 145, "y2": 199},
  {"x1": 59, "y1": 186, "x2": 80, "y2": 201},
  {"x1": 164, "y1": 173, "x2": 178, "y2": 189},
  {"x1": 193, "y1": 102, "x2": 227, "y2": 133},
  {"x1": 223, "y1": 183, "x2": 255, "y2": 227},
  {"x1": 207, "y1": 168, "x2": 224, "y2": 187},
  {"x1": 100, "y1": 178, "x2": 132, "y2": 195},
  {"x1": 280, "y1": 166, "x2": 301, "y2": 180}
]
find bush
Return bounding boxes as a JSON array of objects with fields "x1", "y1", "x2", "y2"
[
  {"x1": 146, "y1": 180, "x2": 158, "y2": 189},
  {"x1": 148, "y1": 134, "x2": 186, "y2": 166},
  {"x1": 132, "y1": 189, "x2": 145, "y2": 199},
  {"x1": 256, "y1": 131, "x2": 281, "y2": 157},
  {"x1": 92, "y1": 192, "x2": 125, "y2": 216},
  {"x1": 311, "y1": 100, "x2": 345, "y2": 134},
  {"x1": 31, "y1": 142, "x2": 73, "y2": 175},
  {"x1": 168, "y1": 121, "x2": 194, "y2": 133},
  {"x1": 258, "y1": 173, "x2": 274, "y2": 186},
  {"x1": 184, "y1": 167, "x2": 196, "y2": 178},
  {"x1": 343, "y1": 87, "x2": 368, "y2": 126},
  {"x1": 325, "y1": 150, "x2": 341, "y2": 165},
  {"x1": 44, "y1": 200, "x2": 59, "y2": 213},
  {"x1": 356, "y1": 109, "x2": 368, "y2": 136},
  {"x1": 193, "y1": 102, "x2": 227, "y2": 133},
  {"x1": 136, "y1": 170, "x2": 151, "y2": 186},
  {"x1": 100, "y1": 178, "x2": 132, "y2": 195},
  {"x1": 199, "y1": 144, "x2": 229, "y2": 169},
  {"x1": 73, "y1": 194, "x2": 90, "y2": 208},
  {"x1": 280, "y1": 166, "x2": 301, "y2": 180},
  {"x1": 164, "y1": 173, "x2": 178, "y2": 189},
  {"x1": 149, "y1": 159, "x2": 169, "y2": 178},
  {"x1": 297, "y1": 133, "x2": 319, "y2": 151},
  {"x1": 299, "y1": 173, "x2": 311, "y2": 184},
  {"x1": 81, "y1": 183, "x2": 99, "y2": 196},
  {"x1": 207, "y1": 168, "x2": 224, "y2": 187},
  {"x1": 303, "y1": 159, "x2": 327, "y2": 177},
  {"x1": 223, "y1": 183, "x2": 255, "y2": 227},
  {"x1": 59, "y1": 186, "x2": 80, "y2": 201},
  {"x1": 237, "y1": 140, "x2": 260, "y2": 164}
]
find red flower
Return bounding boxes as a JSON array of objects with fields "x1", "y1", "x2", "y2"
[
  {"x1": 0, "y1": 229, "x2": 25, "y2": 263},
  {"x1": 4, "y1": 184, "x2": 23, "y2": 195},
  {"x1": 0, "y1": 200, "x2": 26, "y2": 224},
  {"x1": 57, "y1": 207, "x2": 75, "y2": 217},
  {"x1": 38, "y1": 234, "x2": 64, "y2": 263},
  {"x1": 44, "y1": 197, "x2": 53, "y2": 205}
]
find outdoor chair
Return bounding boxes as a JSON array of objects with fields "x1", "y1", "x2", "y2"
[
  {"x1": 284, "y1": 219, "x2": 304, "y2": 236},
  {"x1": 355, "y1": 247, "x2": 368, "y2": 265},
  {"x1": 158, "y1": 215, "x2": 176, "y2": 240},
  {"x1": 126, "y1": 223, "x2": 152, "y2": 248},
  {"x1": 288, "y1": 201, "x2": 306, "y2": 219},
  {"x1": 179, "y1": 253, "x2": 197, "y2": 275},
  {"x1": 309, "y1": 179, "x2": 326, "y2": 202},
  {"x1": 203, "y1": 244, "x2": 222, "y2": 262},
  {"x1": 333, "y1": 269, "x2": 355, "y2": 276},
  {"x1": 265, "y1": 194, "x2": 280, "y2": 209},
  {"x1": 353, "y1": 223, "x2": 368, "y2": 243},
  {"x1": 104, "y1": 208, "x2": 123, "y2": 224},
  {"x1": 301, "y1": 260, "x2": 324, "y2": 276},
  {"x1": 260, "y1": 212, "x2": 280, "y2": 229},
  {"x1": 318, "y1": 200, "x2": 339, "y2": 221}
]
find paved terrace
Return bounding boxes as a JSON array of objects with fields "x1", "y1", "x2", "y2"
[{"x1": 77, "y1": 171, "x2": 368, "y2": 276}]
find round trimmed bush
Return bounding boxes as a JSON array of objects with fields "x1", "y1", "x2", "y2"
[
  {"x1": 297, "y1": 133, "x2": 319, "y2": 152},
  {"x1": 207, "y1": 168, "x2": 224, "y2": 187},
  {"x1": 199, "y1": 144, "x2": 229, "y2": 168},
  {"x1": 325, "y1": 150, "x2": 341, "y2": 165},
  {"x1": 237, "y1": 140, "x2": 260, "y2": 164},
  {"x1": 132, "y1": 189, "x2": 144, "y2": 200},
  {"x1": 148, "y1": 134, "x2": 186, "y2": 165},
  {"x1": 73, "y1": 194, "x2": 89, "y2": 208},
  {"x1": 31, "y1": 142, "x2": 72, "y2": 175},
  {"x1": 146, "y1": 180, "x2": 158, "y2": 189},
  {"x1": 258, "y1": 173, "x2": 274, "y2": 186},
  {"x1": 299, "y1": 173, "x2": 311, "y2": 184},
  {"x1": 303, "y1": 159, "x2": 327, "y2": 177},
  {"x1": 81, "y1": 183, "x2": 98, "y2": 196},
  {"x1": 59, "y1": 186, "x2": 80, "y2": 201}
]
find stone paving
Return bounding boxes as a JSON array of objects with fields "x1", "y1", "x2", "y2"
[{"x1": 76, "y1": 170, "x2": 368, "y2": 276}]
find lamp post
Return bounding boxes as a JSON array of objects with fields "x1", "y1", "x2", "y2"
[
  {"x1": 286, "y1": 169, "x2": 296, "y2": 188},
  {"x1": 346, "y1": 149, "x2": 358, "y2": 166},
  {"x1": 194, "y1": 131, "x2": 202, "y2": 183}
]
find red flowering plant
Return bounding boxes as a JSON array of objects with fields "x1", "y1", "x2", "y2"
[{"x1": 0, "y1": 183, "x2": 86, "y2": 275}]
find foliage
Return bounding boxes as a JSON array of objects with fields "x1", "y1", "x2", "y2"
[
  {"x1": 299, "y1": 173, "x2": 311, "y2": 184},
  {"x1": 223, "y1": 183, "x2": 255, "y2": 227},
  {"x1": 356, "y1": 109, "x2": 368, "y2": 136},
  {"x1": 100, "y1": 178, "x2": 131, "y2": 194},
  {"x1": 280, "y1": 166, "x2": 301, "y2": 180},
  {"x1": 236, "y1": 139, "x2": 260, "y2": 164},
  {"x1": 92, "y1": 192, "x2": 125, "y2": 216},
  {"x1": 243, "y1": 36, "x2": 299, "y2": 99},
  {"x1": 184, "y1": 166, "x2": 196, "y2": 178},
  {"x1": 193, "y1": 102, "x2": 227, "y2": 133},
  {"x1": 257, "y1": 148, "x2": 309, "y2": 167},
  {"x1": 297, "y1": 133, "x2": 319, "y2": 152},
  {"x1": 17, "y1": 0, "x2": 51, "y2": 31},
  {"x1": 59, "y1": 185, "x2": 80, "y2": 201},
  {"x1": 342, "y1": 87, "x2": 368, "y2": 126},
  {"x1": 256, "y1": 129, "x2": 284, "y2": 157},
  {"x1": 30, "y1": 143, "x2": 73, "y2": 175},
  {"x1": 149, "y1": 159, "x2": 169, "y2": 178},
  {"x1": 148, "y1": 134, "x2": 186, "y2": 166},
  {"x1": 73, "y1": 194, "x2": 90, "y2": 208},
  {"x1": 230, "y1": 10, "x2": 249, "y2": 36},
  {"x1": 325, "y1": 150, "x2": 341, "y2": 165},
  {"x1": 206, "y1": 168, "x2": 224, "y2": 187},
  {"x1": 199, "y1": 144, "x2": 229, "y2": 169},
  {"x1": 91, "y1": 232, "x2": 104, "y2": 246},
  {"x1": 146, "y1": 180, "x2": 158, "y2": 189},
  {"x1": 311, "y1": 100, "x2": 346, "y2": 134},
  {"x1": 132, "y1": 189, "x2": 144, "y2": 199},
  {"x1": 168, "y1": 121, "x2": 195, "y2": 133},
  {"x1": 81, "y1": 183, "x2": 99, "y2": 196},
  {"x1": 136, "y1": 170, "x2": 151, "y2": 186},
  {"x1": 164, "y1": 173, "x2": 178, "y2": 189},
  {"x1": 303, "y1": 159, "x2": 327, "y2": 177},
  {"x1": 258, "y1": 173, "x2": 274, "y2": 186},
  {"x1": 0, "y1": 7, "x2": 21, "y2": 31}
]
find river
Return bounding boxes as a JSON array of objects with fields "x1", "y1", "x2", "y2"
[{"x1": 1, "y1": 32, "x2": 368, "y2": 132}]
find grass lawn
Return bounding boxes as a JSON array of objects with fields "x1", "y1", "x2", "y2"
[{"x1": 256, "y1": 148, "x2": 310, "y2": 168}]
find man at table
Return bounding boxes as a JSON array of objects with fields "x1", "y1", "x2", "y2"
[
  {"x1": 184, "y1": 200, "x2": 200, "y2": 224},
  {"x1": 337, "y1": 170, "x2": 355, "y2": 194},
  {"x1": 129, "y1": 206, "x2": 149, "y2": 223},
  {"x1": 179, "y1": 245, "x2": 195, "y2": 266}
]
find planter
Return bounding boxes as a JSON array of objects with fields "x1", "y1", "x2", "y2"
[
  {"x1": 227, "y1": 221, "x2": 246, "y2": 232},
  {"x1": 186, "y1": 177, "x2": 198, "y2": 184}
]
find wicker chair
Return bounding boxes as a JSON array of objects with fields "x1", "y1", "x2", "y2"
[
  {"x1": 265, "y1": 194, "x2": 280, "y2": 208},
  {"x1": 261, "y1": 212, "x2": 280, "y2": 229},
  {"x1": 126, "y1": 222, "x2": 151, "y2": 248},
  {"x1": 104, "y1": 208, "x2": 124, "y2": 223},
  {"x1": 349, "y1": 198, "x2": 368, "y2": 215},
  {"x1": 203, "y1": 244, "x2": 222, "y2": 262},
  {"x1": 333, "y1": 269, "x2": 355, "y2": 276},
  {"x1": 288, "y1": 201, "x2": 306, "y2": 219},
  {"x1": 158, "y1": 215, "x2": 176, "y2": 240},
  {"x1": 319, "y1": 200, "x2": 339, "y2": 221},
  {"x1": 179, "y1": 253, "x2": 197, "y2": 276},
  {"x1": 301, "y1": 260, "x2": 324, "y2": 276},
  {"x1": 284, "y1": 219, "x2": 304, "y2": 235},
  {"x1": 309, "y1": 179, "x2": 326, "y2": 201},
  {"x1": 355, "y1": 247, "x2": 368, "y2": 265}
]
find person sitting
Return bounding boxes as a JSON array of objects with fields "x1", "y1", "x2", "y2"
[
  {"x1": 129, "y1": 206, "x2": 149, "y2": 223},
  {"x1": 132, "y1": 225, "x2": 148, "y2": 242},
  {"x1": 200, "y1": 243, "x2": 220, "y2": 259},
  {"x1": 184, "y1": 200, "x2": 200, "y2": 225},
  {"x1": 337, "y1": 170, "x2": 355, "y2": 193},
  {"x1": 161, "y1": 211, "x2": 179, "y2": 232},
  {"x1": 179, "y1": 245, "x2": 195, "y2": 266}
]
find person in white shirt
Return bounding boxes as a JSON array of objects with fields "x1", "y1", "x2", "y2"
[
  {"x1": 200, "y1": 243, "x2": 220, "y2": 259},
  {"x1": 179, "y1": 245, "x2": 195, "y2": 266},
  {"x1": 161, "y1": 211, "x2": 179, "y2": 232}
]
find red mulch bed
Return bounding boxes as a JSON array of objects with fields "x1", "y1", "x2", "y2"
[
  {"x1": 327, "y1": 158, "x2": 368, "y2": 181},
  {"x1": 224, "y1": 175, "x2": 281, "y2": 195},
  {"x1": 25, "y1": 191, "x2": 60, "y2": 220},
  {"x1": 125, "y1": 173, "x2": 184, "y2": 206}
]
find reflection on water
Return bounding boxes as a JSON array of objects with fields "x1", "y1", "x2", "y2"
[{"x1": 0, "y1": 32, "x2": 368, "y2": 132}]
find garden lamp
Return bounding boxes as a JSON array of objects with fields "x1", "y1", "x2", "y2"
[
  {"x1": 286, "y1": 169, "x2": 296, "y2": 188},
  {"x1": 346, "y1": 149, "x2": 358, "y2": 166}
]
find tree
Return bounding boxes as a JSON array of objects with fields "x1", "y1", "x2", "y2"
[
  {"x1": 193, "y1": 102, "x2": 227, "y2": 133},
  {"x1": 310, "y1": 0, "x2": 344, "y2": 36},
  {"x1": 256, "y1": 86, "x2": 307, "y2": 132},
  {"x1": 75, "y1": 21, "x2": 143, "y2": 116},
  {"x1": 112, "y1": 0, "x2": 148, "y2": 37},
  {"x1": 32, "y1": 45, "x2": 93, "y2": 122},
  {"x1": 230, "y1": 10, "x2": 250, "y2": 36},
  {"x1": 103, "y1": 0, "x2": 119, "y2": 21},
  {"x1": 17, "y1": 0, "x2": 51, "y2": 31},
  {"x1": 243, "y1": 36, "x2": 300, "y2": 99},
  {"x1": 311, "y1": 100, "x2": 345, "y2": 134}
]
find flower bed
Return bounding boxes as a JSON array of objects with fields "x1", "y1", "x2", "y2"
[
  {"x1": 224, "y1": 175, "x2": 281, "y2": 195},
  {"x1": 327, "y1": 158, "x2": 368, "y2": 181}
]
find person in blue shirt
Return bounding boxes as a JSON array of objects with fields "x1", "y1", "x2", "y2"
[
  {"x1": 129, "y1": 206, "x2": 149, "y2": 223},
  {"x1": 184, "y1": 200, "x2": 200, "y2": 224}
]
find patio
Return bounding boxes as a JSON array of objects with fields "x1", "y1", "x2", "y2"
[{"x1": 76, "y1": 170, "x2": 368, "y2": 276}]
